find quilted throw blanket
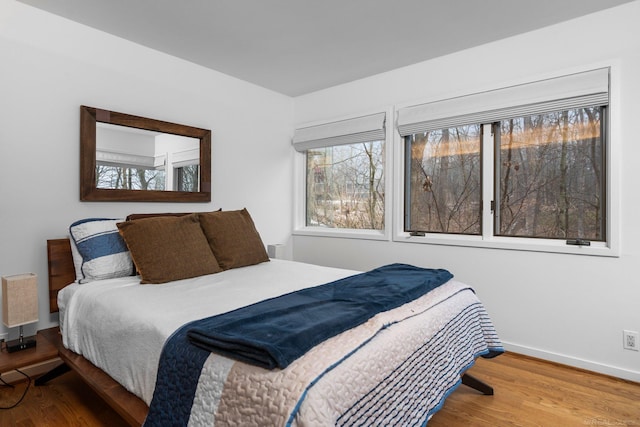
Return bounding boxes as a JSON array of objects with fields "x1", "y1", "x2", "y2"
[{"x1": 144, "y1": 268, "x2": 503, "y2": 426}]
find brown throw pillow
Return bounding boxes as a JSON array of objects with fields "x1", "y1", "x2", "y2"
[
  {"x1": 198, "y1": 208, "x2": 270, "y2": 270},
  {"x1": 117, "y1": 213, "x2": 222, "y2": 284}
]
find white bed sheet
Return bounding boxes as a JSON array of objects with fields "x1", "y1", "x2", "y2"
[{"x1": 58, "y1": 259, "x2": 360, "y2": 404}]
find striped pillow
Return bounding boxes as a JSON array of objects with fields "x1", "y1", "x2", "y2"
[{"x1": 69, "y1": 218, "x2": 134, "y2": 283}]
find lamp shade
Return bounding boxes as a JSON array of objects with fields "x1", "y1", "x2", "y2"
[{"x1": 2, "y1": 273, "x2": 39, "y2": 328}]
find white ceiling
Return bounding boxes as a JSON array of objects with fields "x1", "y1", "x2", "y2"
[{"x1": 18, "y1": 0, "x2": 634, "y2": 96}]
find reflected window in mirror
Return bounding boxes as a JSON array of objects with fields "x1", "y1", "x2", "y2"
[
  {"x1": 95, "y1": 123, "x2": 200, "y2": 192},
  {"x1": 174, "y1": 164, "x2": 199, "y2": 192}
]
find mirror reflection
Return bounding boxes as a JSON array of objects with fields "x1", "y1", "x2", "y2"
[
  {"x1": 96, "y1": 123, "x2": 200, "y2": 192},
  {"x1": 80, "y1": 105, "x2": 211, "y2": 203}
]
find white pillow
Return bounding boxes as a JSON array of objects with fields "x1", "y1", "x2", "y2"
[
  {"x1": 69, "y1": 218, "x2": 134, "y2": 283},
  {"x1": 68, "y1": 237, "x2": 84, "y2": 282}
]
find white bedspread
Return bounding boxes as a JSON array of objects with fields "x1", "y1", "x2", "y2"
[{"x1": 58, "y1": 259, "x2": 360, "y2": 404}]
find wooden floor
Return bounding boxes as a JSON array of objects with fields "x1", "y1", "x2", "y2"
[
  {"x1": 429, "y1": 353, "x2": 640, "y2": 427},
  {"x1": 0, "y1": 369, "x2": 129, "y2": 427},
  {"x1": 0, "y1": 352, "x2": 638, "y2": 426}
]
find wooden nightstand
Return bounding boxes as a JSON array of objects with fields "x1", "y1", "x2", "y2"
[{"x1": 0, "y1": 331, "x2": 59, "y2": 376}]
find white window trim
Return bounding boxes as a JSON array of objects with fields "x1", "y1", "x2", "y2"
[
  {"x1": 293, "y1": 108, "x2": 394, "y2": 241},
  {"x1": 392, "y1": 63, "x2": 621, "y2": 257}
]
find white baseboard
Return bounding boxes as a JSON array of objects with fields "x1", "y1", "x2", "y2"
[
  {"x1": 503, "y1": 341, "x2": 640, "y2": 383},
  {"x1": 0, "y1": 357, "x2": 62, "y2": 384}
]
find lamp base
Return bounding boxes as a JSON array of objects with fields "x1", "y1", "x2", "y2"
[{"x1": 6, "y1": 335, "x2": 37, "y2": 353}]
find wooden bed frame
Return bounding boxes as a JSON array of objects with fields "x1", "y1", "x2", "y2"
[
  {"x1": 43, "y1": 238, "x2": 494, "y2": 427},
  {"x1": 43, "y1": 238, "x2": 148, "y2": 426}
]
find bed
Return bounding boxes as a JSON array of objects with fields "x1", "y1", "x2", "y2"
[{"x1": 44, "y1": 210, "x2": 504, "y2": 426}]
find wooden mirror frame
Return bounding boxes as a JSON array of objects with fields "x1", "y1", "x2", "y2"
[{"x1": 80, "y1": 105, "x2": 211, "y2": 202}]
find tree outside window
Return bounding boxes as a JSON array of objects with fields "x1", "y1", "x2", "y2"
[
  {"x1": 496, "y1": 107, "x2": 604, "y2": 240},
  {"x1": 406, "y1": 125, "x2": 481, "y2": 234},
  {"x1": 96, "y1": 164, "x2": 165, "y2": 190},
  {"x1": 306, "y1": 141, "x2": 384, "y2": 230},
  {"x1": 405, "y1": 106, "x2": 605, "y2": 241}
]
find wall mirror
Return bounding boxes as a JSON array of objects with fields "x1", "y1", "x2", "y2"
[{"x1": 80, "y1": 106, "x2": 211, "y2": 202}]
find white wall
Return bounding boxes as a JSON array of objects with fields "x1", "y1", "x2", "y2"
[
  {"x1": 0, "y1": 1, "x2": 294, "y2": 335},
  {"x1": 2, "y1": 0, "x2": 638, "y2": 382},
  {"x1": 293, "y1": 2, "x2": 640, "y2": 381}
]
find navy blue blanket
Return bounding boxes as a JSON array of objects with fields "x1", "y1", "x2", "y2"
[
  {"x1": 187, "y1": 263, "x2": 453, "y2": 369},
  {"x1": 144, "y1": 263, "x2": 452, "y2": 426}
]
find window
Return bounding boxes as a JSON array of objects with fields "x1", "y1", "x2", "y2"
[
  {"x1": 495, "y1": 108, "x2": 604, "y2": 240},
  {"x1": 405, "y1": 125, "x2": 482, "y2": 234},
  {"x1": 174, "y1": 164, "x2": 199, "y2": 192},
  {"x1": 293, "y1": 113, "x2": 386, "y2": 231},
  {"x1": 96, "y1": 163, "x2": 165, "y2": 190},
  {"x1": 307, "y1": 141, "x2": 384, "y2": 229},
  {"x1": 399, "y1": 68, "x2": 610, "y2": 250}
]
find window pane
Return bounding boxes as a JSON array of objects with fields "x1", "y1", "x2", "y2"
[
  {"x1": 496, "y1": 107, "x2": 605, "y2": 240},
  {"x1": 306, "y1": 141, "x2": 384, "y2": 230},
  {"x1": 405, "y1": 125, "x2": 482, "y2": 234},
  {"x1": 96, "y1": 164, "x2": 165, "y2": 190},
  {"x1": 174, "y1": 164, "x2": 200, "y2": 191}
]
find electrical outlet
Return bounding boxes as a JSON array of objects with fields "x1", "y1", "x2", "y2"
[{"x1": 623, "y1": 330, "x2": 639, "y2": 351}]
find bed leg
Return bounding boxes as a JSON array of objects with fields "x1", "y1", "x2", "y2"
[
  {"x1": 35, "y1": 362, "x2": 71, "y2": 386},
  {"x1": 461, "y1": 373, "x2": 494, "y2": 395}
]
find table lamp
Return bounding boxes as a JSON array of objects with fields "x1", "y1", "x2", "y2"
[{"x1": 2, "y1": 273, "x2": 38, "y2": 352}]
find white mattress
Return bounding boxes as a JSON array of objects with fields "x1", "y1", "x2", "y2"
[{"x1": 58, "y1": 259, "x2": 360, "y2": 404}]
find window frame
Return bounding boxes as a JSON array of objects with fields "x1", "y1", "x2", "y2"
[
  {"x1": 293, "y1": 108, "x2": 394, "y2": 241},
  {"x1": 392, "y1": 65, "x2": 620, "y2": 257},
  {"x1": 173, "y1": 163, "x2": 200, "y2": 192},
  {"x1": 492, "y1": 109, "x2": 607, "y2": 242},
  {"x1": 403, "y1": 124, "x2": 484, "y2": 237}
]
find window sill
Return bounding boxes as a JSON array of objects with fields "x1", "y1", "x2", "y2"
[
  {"x1": 393, "y1": 232, "x2": 619, "y2": 257},
  {"x1": 293, "y1": 226, "x2": 388, "y2": 241},
  {"x1": 292, "y1": 227, "x2": 618, "y2": 257}
]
